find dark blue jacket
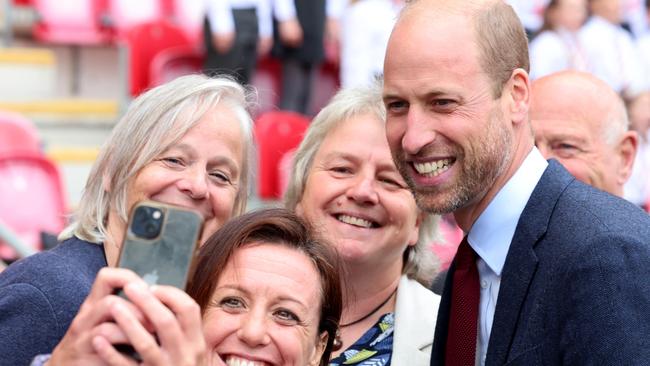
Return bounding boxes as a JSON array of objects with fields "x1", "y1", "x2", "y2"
[
  {"x1": 432, "y1": 160, "x2": 650, "y2": 365},
  {"x1": 0, "y1": 237, "x2": 106, "y2": 366}
]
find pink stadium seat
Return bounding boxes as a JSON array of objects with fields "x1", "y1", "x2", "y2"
[
  {"x1": 0, "y1": 111, "x2": 41, "y2": 157},
  {"x1": 0, "y1": 155, "x2": 66, "y2": 260},
  {"x1": 105, "y1": 0, "x2": 167, "y2": 38},
  {"x1": 32, "y1": 0, "x2": 111, "y2": 44},
  {"x1": 124, "y1": 19, "x2": 193, "y2": 96},
  {"x1": 168, "y1": 0, "x2": 204, "y2": 43},
  {"x1": 255, "y1": 111, "x2": 309, "y2": 199}
]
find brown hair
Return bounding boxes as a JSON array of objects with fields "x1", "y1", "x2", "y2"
[
  {"x1": 186, "y1": 208, "x2": 343, "y2": 365},
  {"x1": 473, "y1": 0, "x2": 530, "y2": 97},
  {"x1": 401, "y1": 0, "x2": 529, "y2": 98}
]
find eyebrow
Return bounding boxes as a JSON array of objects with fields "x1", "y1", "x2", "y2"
[
  {"x1": 215, "y1": 283, "x2": 310, "y2": 311},
  {"x1": 170, "y1": 143, "x2": 240, "y2": 176}
]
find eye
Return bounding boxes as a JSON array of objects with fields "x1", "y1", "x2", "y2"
[
  {"x1": 273, "y1": 308, "x2": 300, "y2": 324},
  {"x1": 552, "y1": 142, "x2": 580, "y2": 158},
  {"x1": 219, "y1": 297, "x2": 245, "y2": 310},
  {"x1": 210, "y1": 170, "x2": 232, "y2": 184},
  {"x1": 160, "y1": 157, "x2": 185, "y2": 167},
  {"x1": 385, "y1": 99, "x2": 409, "y2": 115},
  {"x1": 329, "y1": 165, "x2": 353, "y2": 176},
  {"x1": 379, "y1": 175, "x2": 406, "y2": 189},
  {"x1": 431, "y1": 98, "x2": 457, "y2": 112}
]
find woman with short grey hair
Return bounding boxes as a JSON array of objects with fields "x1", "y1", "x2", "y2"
[
  {"x1": 0, "y1": 74, "x2": 255, "y2": 366},
  {"x1": 285, "y1": 83, "x2": 441, "y2": 365}
]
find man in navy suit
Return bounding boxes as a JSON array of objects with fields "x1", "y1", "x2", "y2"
[{"x1": 382, "y1": 0, "x2": 650, "y2": 365}]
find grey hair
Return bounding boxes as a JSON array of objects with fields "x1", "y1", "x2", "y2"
[
  {"x1": 284, "y1": 82, "x2": 440, "y2": 286},
  {"x1": 59, "y1": 74, "x2": 255, "y2": 243}
]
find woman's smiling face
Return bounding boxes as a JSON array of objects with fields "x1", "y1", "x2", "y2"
[{"x1": 202, "y1": 243, "x2": 327, "y2": 366}]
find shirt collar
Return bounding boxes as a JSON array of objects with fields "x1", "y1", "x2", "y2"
[{"x1": 467, "y1": 147, "x2": 548, "y2": 276}]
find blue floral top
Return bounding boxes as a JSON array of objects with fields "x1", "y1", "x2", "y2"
[{"x1": 329, "y1": 313, "x2": 395, "y2": 366}]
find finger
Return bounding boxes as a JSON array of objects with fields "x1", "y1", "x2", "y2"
[
  {"x1": 74, "y1": 294, "x2": 147, "y2": 335},
  {"x1": 86, "y1": 268, "x2": 145, "y2": 303},
  {"x1": 92, "y1": 335, "x2": 139, "y2": 366},
  {"x1": 111, "y1": 299, "x2": 164, "y2": 364},
  {"x1": 150, "y1": 285, "x2": 205, "y2": 346},
  {"x1": 92, "y1": 322, "x2": 130, "y2": 345}
]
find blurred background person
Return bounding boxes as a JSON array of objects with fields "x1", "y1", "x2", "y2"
[
  {"x1": 272, "y1": 0, "x2": 343, "y2": 115},
  {"x1": 507, "y1": 0, "x2": 551, "y2": 38},
  {"x1": 339, "y1": 0, "x2": 403, "y2": 88},
  {"x1": 529, "y1": 0, "x2": 589, "y2": 80},
  {"x1": 579, "y1": 0, "x2": 646, "y2": 95},
  {"x1": 624, "y1": 91, "x2": 650, "y2": 209},
  {"x1": 530, "y1": 71, "x2": 637, "y2": 197},
  {"x1": 0, "y1": 74, "x2": 254, "y2": 366},
  {"x1": 285, "y1": 85, "x2": 441, "y2": 365},
  {"x1": 71, "y1": 208, "x2": 343, "y2": 366},
  {"x1": 635, "y1": 1, "x2": 650, "y2": 90},
  {"x1": 203, "y1": 0, "x2": 273, "y2": 84}
]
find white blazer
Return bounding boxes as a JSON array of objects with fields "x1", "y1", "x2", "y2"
[{"x1": 391, "y1": 275, "x2": 441, "y2": 366}]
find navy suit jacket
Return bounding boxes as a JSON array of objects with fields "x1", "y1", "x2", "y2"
[{"x1": 431, "y1": 160, "x2": 650, "y2": 365}]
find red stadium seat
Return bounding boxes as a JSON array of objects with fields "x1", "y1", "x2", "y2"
[
  {"x1": 0, "y1": 155, "x2": 66, "y2": 260},
  {"x1": 255, "y1": 111, "x2": 309, "y2": 199},
  {"x1": 123, "y1": 19, "x2": 193, "y2": 96},
  {"x1": 32, "y1": 0, "x2": 111, "y2": 44},
  {"x1": 149, "y1": 45, "x2": 204, "y2": 87},
  {"x1": 0, "y1": 111, "x2": 41, "y2": 157}
]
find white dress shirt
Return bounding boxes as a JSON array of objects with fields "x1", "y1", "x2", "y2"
[
  {"x1": 467, "y1": 148, "x2": 548, "y2": 366},
  {"x1": 206, "y1": 0, "x2": 273, "y2": 38}
]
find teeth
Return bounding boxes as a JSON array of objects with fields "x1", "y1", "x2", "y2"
[
  {"x1": 225, "y1": 356, "x2": 265, "y2": 366},
  {"x1": 414, "y1": 159, "x2": 451, "y2": 177},
  {"x1": 337, "y1": 214, "x2": 373, "y2": 228}
]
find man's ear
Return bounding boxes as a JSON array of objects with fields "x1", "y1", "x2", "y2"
[
  {"x1": 616, "y1": 130, "x2": 638, "y2": 185},
  {"x1": 506, "y1": 68, "x2": 531, "y2": 126},
  {"x1": 308, "y1": 331, "x2": 329, "y2": 366}
]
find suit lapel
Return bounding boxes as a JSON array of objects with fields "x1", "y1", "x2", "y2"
[{"x1": 486, "y1": 161, "x2": 574, "y2": 365}]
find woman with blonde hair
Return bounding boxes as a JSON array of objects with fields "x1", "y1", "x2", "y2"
[{"x1": 0, "y1": 74, "x2": 255, "y2": 366}]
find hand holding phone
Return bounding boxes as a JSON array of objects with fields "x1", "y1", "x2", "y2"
[{"x1": 114, "y1": 200, "x2": 204, "y2": 360}]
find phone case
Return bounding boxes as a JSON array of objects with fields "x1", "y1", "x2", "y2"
[{"x1": 117, "y1": 200, "x2": 204, "y2": 290}]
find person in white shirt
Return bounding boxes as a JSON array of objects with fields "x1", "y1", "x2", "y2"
[
  {"x1": 203, "y1": 0, "x2": 273, "y2": 84},
  {"x1": 579, "y1": 0, "x2": 646, "y2": 95},
  {"x1": 340, "y1": 0, "x2": 403, "y2": 88},
  {"x1": 529, "y1": 0, "x2": 589, "y2": 80},
  {"x1": 507, "y1": 0, "x2": 550, "y2": 37}
]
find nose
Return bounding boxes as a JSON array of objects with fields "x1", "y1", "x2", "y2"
[
  {"x1": 402, "y1": 108, "x2": 437, "y2": 156},
  {"x1": 177, "y1": 166, "x2": 209, "y2": 200},
  {"x1": 237, "y1": 311, "x2": 271, "y2": 347},
  {"x1": 346, "y1": 172, "x2": 379, "y2": 205}
]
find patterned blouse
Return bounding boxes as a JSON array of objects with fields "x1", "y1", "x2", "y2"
[{"x1": 329, "y1": 313, "x2": 395, "y2": 366}]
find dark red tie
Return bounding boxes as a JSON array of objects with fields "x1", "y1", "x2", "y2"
[{"x1": 445, "y1": 237, "x2": 480, "y2": 366}]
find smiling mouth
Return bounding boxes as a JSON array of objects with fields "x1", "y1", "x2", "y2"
[
  {"x1": 336, "y1": 214, "x2": 379, "y2": 228},
  {"x1": 413, "y1": 158, "x2": 453, "y2": 177},
  {"x1": 225, "y1": 356, "x2": 270, "y2": 366}
]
